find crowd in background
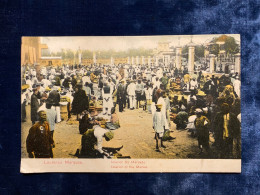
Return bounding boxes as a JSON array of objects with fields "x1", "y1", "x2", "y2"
[{"x1": 21, "y1": 62, "x2": 241, "y2": 159}]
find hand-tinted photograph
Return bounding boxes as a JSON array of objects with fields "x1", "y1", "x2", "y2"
[{"x1": 21, "y1": 35, "x2": 241, "y2": 173}]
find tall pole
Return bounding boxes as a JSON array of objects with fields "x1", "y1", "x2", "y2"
[
  {"x1": 234, "y1": 53, "x2": 241, "y2": 74},
  {"x1": 209, "y1": 54, "x2": 215, "y2": 73},
  {"x1": 188, "y1": 35, "x2": 195, "y2": 73},
  {"x1": 176, "y1": 47, "x2": 182, "y2": 69}
]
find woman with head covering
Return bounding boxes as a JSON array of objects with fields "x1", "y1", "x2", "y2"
[{"x1": 194, "y1": 108, "x2": 210, "y2": 154}]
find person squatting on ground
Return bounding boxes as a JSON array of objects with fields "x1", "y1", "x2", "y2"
[
  {"x1": 80, "y1": 122, "x2": 114, "y2": 158},
  {"x1": 174, "y1": 106, "x2": 188, "y2": 130},
  {"x1": 110, "y1": 107, "x2": 120, "y2": 129},
  {"x1": 26, "y1": 110, "x2": 54, "y2": 158}
]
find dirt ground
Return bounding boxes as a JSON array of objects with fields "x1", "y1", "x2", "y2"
[{"x1": 21, "y1": 105, "x2": 215, "y2": 159}]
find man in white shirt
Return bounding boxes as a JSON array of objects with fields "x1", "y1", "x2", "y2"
[
  {"x1": 153, "y1": 77, "x2": 161, "y2": 90},
  {"x1": 127, "y1": 81, "x2": 136, "y2": 109},
  {"x1": 41, "y1": 76, "x2": 49, "y2": 88},
  {"x1": 144, "y1": 85, "x2": 153, "y2": 113}
]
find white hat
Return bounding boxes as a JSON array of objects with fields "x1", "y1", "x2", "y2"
[
  {"x1": 181, "y1": 105, "x2": 186, "y2": 111},
  {"x1": 202, "y1": 107, "x2": 208, "y2": 112},
  {"x1": 53, "y1": 86, "x2": 59, "y2": 91},
  {"x1": 195, "y1": 108, "x2": 203, "y2": 113}
]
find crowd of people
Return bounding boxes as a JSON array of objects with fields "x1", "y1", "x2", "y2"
[{"x1": 21, "y1": 62, "x2": 241, "y2": 159}]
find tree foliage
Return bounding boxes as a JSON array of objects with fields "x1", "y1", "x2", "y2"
[
  {"x1": 223, "y1": 37, "x2": 239, "y2": 54},
  {"x1": 195, "y1": 45, "x2": 205, "y2": 60},
  {"x1": 209, "y1": 35, "x2": 239, "y2": 55},
  {"x1": 209, "y1": 44, "x2": 220, "y2": 56},
  {"x1": 182, "y1": 45, "x2": 188, "y2": 59},
  {"x1": 181, "y1": 45, "x2": 205, "y2": 61}
]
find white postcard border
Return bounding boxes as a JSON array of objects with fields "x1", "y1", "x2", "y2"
[{"x1": 21, "y1": 158, "x2": 241, "y2": 173}]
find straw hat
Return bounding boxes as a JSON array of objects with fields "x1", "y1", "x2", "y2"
[
  {"x1": 155, "y1": 104, "x2": 162, "y2": 109},
  {"x1": 89, "y1": 106, "x2": 95, "y2": 111},
  {"x1": 104, "y1": 131, "x2": 114, "y2": 140},
  {"x1": 45, "y1": 86, "x2": 51, "y2": 91},
  {"x1": 195, "y1": 108, "x2": 203, "y2": 114},
  {"x1": 196, "y1": 90, "x2": 206, "y2": 96},
  {"x1": 202, "y1": 107, "x2": 208, "y2": 113},
  {"x1": 21, "y1": 84, "x2": 29, "y2": 90},
  {"x1": 95, "y1": 106, "x2": 103, "y2": 111}
]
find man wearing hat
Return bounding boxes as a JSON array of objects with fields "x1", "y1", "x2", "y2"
[
  {"x1": 26, "y1": 110, "x2": 54, "y2": 158},
  {"x1": 153, "y1": 104, "x2": 166, "y2": 151},
  {"x1": 204, "y1": 75, "x2": 217, "y2": 98},
  {"x1": 135, "y1": 79, "x2": 144, "y2": 109},
  {"x1": 196, "y1": 90, "x2": 207, "y2": 109},
  {"x1": 190, "y1": 77, "x2": 198, "y2": 96},
  {"x1": 127, "y1": 80, "x2": 136, "y2": 110},
  {"x1": 31, "y1": 88, "x2": 40, "y2": 125},
  {"x1": 41, "y1": 76, "x2": 49, "y2": 88},
  {"x1": 47, "y1": 86, "x2": 61, "y2": 123},
  {"x1": 102, "y1": 82, "x2": 113, "y2": 115},
  {"x1": 62, "y1": 77, "x2": 71, "y2": 89},
  {"x1": 117, "y1": 80, "x2": 125, "y2": 112},
  {"x1": 124, "y1": 79, "x2": 131, "y2": 109},
  {"x1": 144, "y1": 84, "x2": 153, "y2": 113},
  {"x1": 80, "y1": 123, "x2": 114, "y2": 158},
  {"x1": 194, "y1": 108, "x2": 210, "y2": 154},
  {"x1": 160, "y1": 73, "x2": 169, "y2": 90},
  {"x1": 198, "y1": 75, "x2": 206, "y2": 90},
  {"x1": 25, "y1": 76, "x2": 32, "y2": 90},
  {"x1": 21, "y1": 85, "x2": 28, "y2": 122},
  {"x1": 54, "y1": 73, "x2": 61, "y2": 86},
  {"x1": 45, "y1": 100, "x2": 57, "y2": 141},
  {"x1": 71, "y1": 84, "x2": 89, "y2": 119},
  {"x1": 219, "y1": 74, "x2": 231, "y2": 93},
  {"x1": 157, "y1": 89, "x2": 169, "y2": 130},
  {"x1": 83, "y1": 82, "x2": 92, "y2": 100}
]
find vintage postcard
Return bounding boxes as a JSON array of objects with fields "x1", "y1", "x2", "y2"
[{"x1": 21, "y1": 35, "x2": 241, "y2": 173}]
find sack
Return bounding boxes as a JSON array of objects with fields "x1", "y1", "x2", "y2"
[{"x1": 106, "y1": 122, "x2": 118, "y2": 130}]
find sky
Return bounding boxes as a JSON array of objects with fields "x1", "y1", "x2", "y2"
[{"x1": 41, "y1": 34, "x2": 240, "y2": 52}]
